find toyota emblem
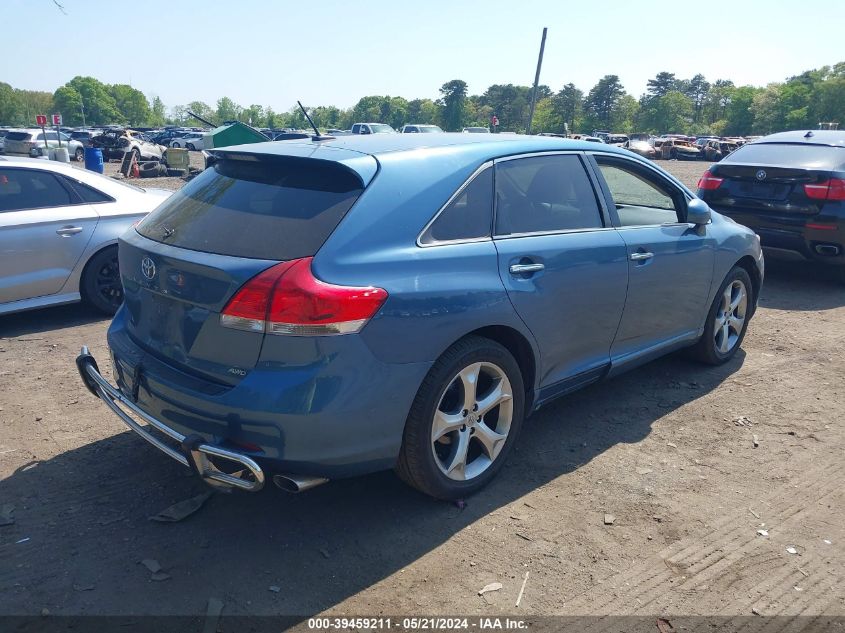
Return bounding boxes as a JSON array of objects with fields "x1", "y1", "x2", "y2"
[
  {"x1": 141, "y1": 257, "x2": 156, "y2": 280},
  {"x1": 756, "y1": 169, "x2": 767, "y2": 181}
]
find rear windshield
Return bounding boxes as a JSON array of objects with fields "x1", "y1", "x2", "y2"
[
  {"x1": 136, "y1": 156, "x2": 364, "y2": 260},
  {"x1": 725, "y1": 143, "x2": 845, "y2": 170},
  {"x1": 6, "y1": 132, "x2": 32, "y2": 141}
]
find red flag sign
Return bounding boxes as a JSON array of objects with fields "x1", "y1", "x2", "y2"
[{"x1": 36, "y1": 114, "x2": 47, "y2": 126}]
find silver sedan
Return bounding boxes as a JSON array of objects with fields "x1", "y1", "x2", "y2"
[{"x1": 0, "y1": 157, "x2": 171, "y2": 315}]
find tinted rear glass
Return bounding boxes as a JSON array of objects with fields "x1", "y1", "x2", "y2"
[
  {"x1": 136, "y1": 156, "x2": 363, "y2": 260},
  {"x1": 6, "y1": 132, "x2": 32, "y2": 141},
  {"x1": 726, "y1": 143, "x2": 845, "y2": 170}
]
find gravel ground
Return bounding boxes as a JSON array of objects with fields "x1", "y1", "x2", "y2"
[{"x1": 1, "y1": 159, "x2": 843, "y2": 626}]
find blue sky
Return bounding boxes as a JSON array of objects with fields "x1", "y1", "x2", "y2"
[{"x1": 5, "y1": 0, "x2": 844, "y2": 111}]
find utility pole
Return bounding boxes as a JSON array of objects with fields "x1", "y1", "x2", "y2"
[{"x1": 526, "y1": 27, "x2": 548, "y2": 135}]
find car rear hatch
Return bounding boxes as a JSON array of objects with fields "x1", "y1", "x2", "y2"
[
  {"x1": 4, "y1": 131, "x2": 34, "y2": 154},
  {"x1": 703, "y1": 143, "x2": 845, "y2": 215},
  {"x1": 121, "y1": 149, "x2": 377, "y2": 387}
]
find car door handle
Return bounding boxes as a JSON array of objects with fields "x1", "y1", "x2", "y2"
[
  {"x1": 630, "y1": 252, "x2": 654, "y2": 261},
  {"x1": 56, "y1": 226, "x2": 84, "y2": 236},
  {"x1": 509, "y1": 263, "x2": 545, "y2": 274}
]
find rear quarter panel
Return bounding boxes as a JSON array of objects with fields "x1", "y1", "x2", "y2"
[{"x1": 313, "y1": 147, "x2": 540, "y2": 369}]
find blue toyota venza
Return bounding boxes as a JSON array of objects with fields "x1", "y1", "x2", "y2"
[{"x1": 77, "y1": 134, "x2": 763, "y2": 499}]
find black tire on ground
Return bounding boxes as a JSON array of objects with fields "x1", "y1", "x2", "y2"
[
  {"x1": 689, "y1": 265, "x2": 754, "y2": 365},
  {"x1": 75, "y1": 147, "x2": 84, "y2": 161},
  {"x1": 139, "y1": 162, "x2": 160, "y2": 178},
  {"x1": 186, "y1": 143, "x2": 195, "y2": 151},
  {"x1": 81, "y1": 246, "x2": 123, "y2": 315},
  {"x1": 396, "y1": 335, "x2": 525, "y2": 499}
]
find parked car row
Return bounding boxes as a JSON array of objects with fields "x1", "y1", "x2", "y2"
[{"x1": 1, "y1": 129, "x2": 86, "y2": 161}]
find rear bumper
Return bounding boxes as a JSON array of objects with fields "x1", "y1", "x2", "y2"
[
  {"x1": 76, "y1": 346, "x2": 265, "y2": 492},
  {"x1": 714, "y1": 206, "x2": 844, "y2": 266},
  {"x1": 100, "y1": 307, "x2": 432, "y2": 479}
]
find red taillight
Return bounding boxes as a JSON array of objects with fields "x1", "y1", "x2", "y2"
[
  {"x1": 697, "y1": 170, "x2": 723, "y2": 190},
  {"x1": 220, "y1": 257, "x2": 388, "y2": 336},
  {"x1": 804, "y1": 178, "x2": 845, "y2": 201}
]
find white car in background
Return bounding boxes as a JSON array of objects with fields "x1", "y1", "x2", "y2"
[
  {"x1": 3, "y1": 129, "x2": 86, "y2": 161},
  {"x1": 0, "y1": 157, "x2": 172, "y2": 315},
  {"x1": 169, "y1": 132, "x2": 205, "y2": 150}
]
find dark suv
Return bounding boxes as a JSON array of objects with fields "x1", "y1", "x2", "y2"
[{"x1": 697, "y1": 130, "x2": 845, "y2": 281}]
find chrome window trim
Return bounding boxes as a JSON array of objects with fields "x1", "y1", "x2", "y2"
[
  {"x1": 493, "y1": 226, "x2": 618, "y2": 241},
  {"x1": 492, "y1": 150, "x2": 609, "y2": 238},
  {"x1": 416, "y1": 160, "x2": 495, "y2": 248}
]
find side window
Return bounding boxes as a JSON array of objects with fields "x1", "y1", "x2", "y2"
[
  {"x1": 45, "y1": 132, "x2": 58, "y2": 141},
  {"x1": 494, "y1": 154, "x2": 603, "y2": 235},
  {"x1": 419, "y1": 167, "x2": 493, "y2": 245},
  {"x1": 63, "y1": 177, "x2": 113, "y2": 203},
  {"x1": 0, "y1": 169, "x2": 73, "y2": 212},
  {"x1": 596, "y1": 160, "x2": 682, "y2": 226}
]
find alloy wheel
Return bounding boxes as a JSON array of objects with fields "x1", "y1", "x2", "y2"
[
  {"x1": 95, "y1": 254, "x2": 123, "y2": 310},
  {"x1": 431, "y1": 362, "x2": 513, "y2": 481},
  {"x1": 714, "y1": 279, "x2": 747, "y2": 354}
]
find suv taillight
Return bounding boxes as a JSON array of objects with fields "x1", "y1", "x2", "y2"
[
  {"x1": 804, "y1": 178, "x2": 845, "y2": 201},
  {"x1": 697, "y1": 170, "x2": 723, "y2": 190},
  {"x1": 220, "y1": 257, "x2": 388, "y2": 336}
]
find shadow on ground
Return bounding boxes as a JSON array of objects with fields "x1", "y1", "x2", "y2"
[
  {"x1": 0, "y1": 303, "x2": 107, "y2": 337},
  {"x1": 758, "y1": 259, "x2": 845, "y2": 311},
  {"x1": 0, "y1": 347, "x2": 744, "y2": 622}
]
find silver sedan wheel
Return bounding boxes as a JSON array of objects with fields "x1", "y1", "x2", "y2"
[
  {"x1": 714, "y1": 279, "x2": 748, "y2": 354},
  {"x1": 431, "y1": 362, "x2": 513, "y2": 481}
]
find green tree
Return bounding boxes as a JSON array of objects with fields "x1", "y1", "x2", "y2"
[
  {"x1": 109, "y1": 84, "x2": 151, "y2": 126},
  {"x1": 478, "y1": 84, "x2": 533, "y2": 131},
  {"x1": 216, "y1": 96, "x2": 241, "y2": 122},
  {"x1": 59, "y1": 76, "x2": 123, "y2": 125},
  {"x1": 724, "y1": 86, "x2": 760, "y2": 135},
  {"x1": 551, "y1": 83, "x2": 583, "y2": 133},
  {"x1": 187, "y1": 101, "x2": 215, "y2": 125},
  {"x1": 150, "y1": 96, "x2": 167, "y2": 127},
  {"x1": 407, "y1": 98, "x2": 440, "y2": 125},
  {"x1": 646, "y1": 72, "x2": 677, "y2": 98},
  {"x1": 438, "y1": 80, "x2": 468, "y2": 131},
  {"x1": 684, "y1": 73, "x2": 711, "y2": 123},
  {"x1": 52, "y1": 85, "x2": 84, "y2": 126},
  {"x1": 750, "y1": 84, "x2": 785, "y2": 134},
  {"x1": 583, "y1": 75, "x2": 626, "y2": 131},
  {"x1": 0, "y1": 82, "x2": 20, "y2": 124}
]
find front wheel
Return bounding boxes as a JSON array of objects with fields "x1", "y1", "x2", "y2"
[
  {"x1": 81, "y1": 247, "x2": 123, "y2": 315},
  {"x1": 690, "y1": 266, "x2": 753, "y2": 365},
  {"x1": 75, "y1": 147, "x2": 84, "y2": 161},
  {"x1": 396, "y1": 336, "x2": 525, "y2": 499},
  {"x1": 186, "y1": 143, "x2": 195, "y2": 151}
]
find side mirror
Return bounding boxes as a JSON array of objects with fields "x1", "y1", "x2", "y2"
[{"x1": 686, "y1": 198, "x2": 711, "y2": 225}]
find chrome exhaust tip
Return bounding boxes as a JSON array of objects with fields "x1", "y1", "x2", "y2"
[{"x1": 272, "y1": 474, "x2": 329, "y2": 493}]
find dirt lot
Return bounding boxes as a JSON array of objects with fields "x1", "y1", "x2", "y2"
[{"x1": 1, "y1": 159, "x2": 843, "y2": 627}]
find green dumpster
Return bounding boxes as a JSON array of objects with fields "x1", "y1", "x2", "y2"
[{"x1": 202, "y1": 122, "x2": 269, "y2": 149}]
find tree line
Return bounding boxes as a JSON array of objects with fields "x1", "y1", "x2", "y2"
[{"x1": 1, "y1": 63, "x2": 842, "y2": 135}]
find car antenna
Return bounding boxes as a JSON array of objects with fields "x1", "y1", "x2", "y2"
[{"x1": 297, "y1": 101, "x2": 334, "y2": 141}]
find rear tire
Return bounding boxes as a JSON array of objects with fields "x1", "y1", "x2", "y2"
[
  {"x1": 690, "y1": 266, "x2": 753, "y2": 365},
  {"x1": 75, "y1": 147, "x2": 84, "y2": 161},
  {"x1": 81, "y1": 246, "x2": 123, "y2": 315},
  {"x1": 186, "y1": 143, "x2": 195, "y2": 151},
  {"x1": 396, "y1": 336, "x2": 525, "y2": 499}
]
